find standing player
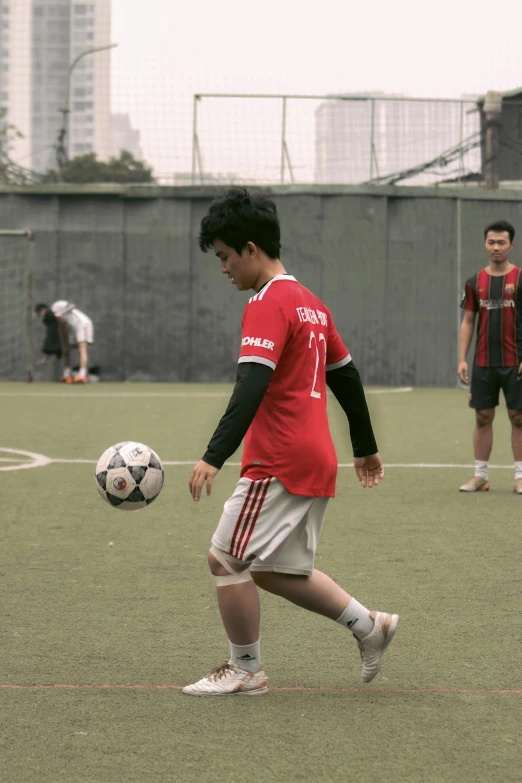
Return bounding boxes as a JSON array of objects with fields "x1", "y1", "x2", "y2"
[
  {"x1": 458, "y1": 220, "x2": 522, "y2": 493},
  {"x1": 50, "y1": 300, "x2": 94, "y2": 384},
  {"x1": 184, "y1": 187, "x2": 398, "y2": 697}
]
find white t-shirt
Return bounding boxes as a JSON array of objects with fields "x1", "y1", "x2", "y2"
[{"x1": 51, "y1": 301, "x2": 93, "y2": 343}]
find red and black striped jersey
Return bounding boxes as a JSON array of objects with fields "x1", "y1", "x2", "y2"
[{"x1": 461, "y1": 266, "x2": 522, "y2": 367}]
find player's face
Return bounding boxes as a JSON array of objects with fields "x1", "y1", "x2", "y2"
[
  {"x1": 214, "y1": 239, "x2": 260, "y2": 291},
  {"x1": 485, "y1": 231, "x2": 513, "y2": 265}
]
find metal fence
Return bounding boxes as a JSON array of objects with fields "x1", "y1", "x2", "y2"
[{"x1": 191, "y1": 94, "x2": 481, "y2": 188}]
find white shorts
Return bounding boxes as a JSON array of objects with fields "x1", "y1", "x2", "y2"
[
  {"x1": 211, "y1": 477, "x2": 329, "y2": 576},
  {"x1": 69, "y1": 318, "x2": 93, "y2": 345}
]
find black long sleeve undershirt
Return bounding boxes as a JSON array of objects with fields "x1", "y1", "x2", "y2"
[
  {"x1": 326, "y1": 361, "x2": 378, "y2": 457},
  {"x1": 202, "y1": 362, "x2": 274, "y2": 469},
  {"x1": 201, "y1": 359, "x2": 377, "y2": 470}
]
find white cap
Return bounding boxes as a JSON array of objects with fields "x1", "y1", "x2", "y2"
[{"x1": 51, "y1": 300, "x2": 75, "y2": 316}]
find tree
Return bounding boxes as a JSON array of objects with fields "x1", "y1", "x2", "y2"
[
  {"x1": 0, "y1": 108, "x2": 35, "y2": 185},
  {"x1": 43, "y1": 149, "x2": 155, "y2": 184}
]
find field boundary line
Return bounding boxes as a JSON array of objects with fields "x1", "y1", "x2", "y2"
[
  {"x1": 0, "y1": 683, "x2": 519, "y2": 694},
  {"x1": 1, "y1": 449, "x2": 520, "y2": 471},
  {"x1": 0, "y1": 387, "x2": 413, "y2": 398},
  {"x1": 45, "y1": 459, "x2": 522, "y2": 469}
]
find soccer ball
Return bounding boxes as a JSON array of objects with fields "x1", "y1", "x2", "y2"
[{"x1": 95, "y1": 441, "x2": 164, "y2": 511}]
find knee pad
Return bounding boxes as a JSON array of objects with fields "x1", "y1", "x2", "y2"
[{"x1": 210, "y1": 545, "x2": 253, "y2": 586}]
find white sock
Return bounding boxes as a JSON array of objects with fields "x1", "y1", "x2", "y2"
[
  {"x1": 79, "y1": 367, "x2": 87, "y2": 378},
  {"x1": 515, "y1": 462, "x2": 522, "y2": 480},
  {"x1": 63, "y1": 367, "x2": 71, "y2": 378},
  {"x1": 336, "y1": 598, "x2": 374, "y2": 641},
  {"x1": 229, "y1": 639, "x2": 261, "y2": 673},
  {"x1": 475, "y1": 460, "x2": 488, "y2": 480}
]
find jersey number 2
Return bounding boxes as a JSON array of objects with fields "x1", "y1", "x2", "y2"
[{"x1": 309, "y1": 330, "x2": 326, "y2": 398}]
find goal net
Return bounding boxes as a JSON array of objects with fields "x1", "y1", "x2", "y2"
[{"x1": 0, "y1": 230, "x2": 35, "y2": 381}]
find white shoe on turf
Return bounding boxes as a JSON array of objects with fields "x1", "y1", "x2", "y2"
[
  {"x1": 183, "y1": 660, "x2": 268, "y2": 696},
  {"x1": 459, "y1": 476, "x2": 489, "y2": 492},
  {"x1": 357, "y1": 611, "x2": 399, "y2": 683}
]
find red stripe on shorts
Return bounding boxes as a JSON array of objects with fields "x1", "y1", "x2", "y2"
[
  {"x1": 229, "y1": 480, "x2": 258, "y2": 558},
  {"x1": 238, "y1": 478, "x2": 271, "y2": 560},
  {"x1": 231, "y1": 480, "x2": 266, "y2": 559}
]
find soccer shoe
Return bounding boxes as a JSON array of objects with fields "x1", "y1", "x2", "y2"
[
  {"x1": 59, "y1": 376, "x2": 72, "y2": 383},
  {"x1": 357, "y1": 611, "x2": 399, "y2": 683},
  {"x1": 459, "y1": 476, "x2": 489, "y2": 492},
  {"x1": 183, "y1": 660, "x2": 268, "y2": 696},
  {"x1": 513, "y1": 478, "x2": 522, "y2": 494},
  {"x1": 72, "y1": 375, "x2": 88, "y2": 384}
]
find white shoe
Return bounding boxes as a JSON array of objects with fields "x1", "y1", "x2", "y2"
[
  {"x1": 183, "y1": 660, "x2": 268, "y2": 696},
  {"x1": 357, "y1": 611, "x2": 399, "y2": 683},
  {"x1": 459, "y1": 476, "x2": 489, "y2": 492}
]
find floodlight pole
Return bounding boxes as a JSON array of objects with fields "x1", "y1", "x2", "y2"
[{"x1": 56, "y1": 43, "x2": 118, "y2": 174}]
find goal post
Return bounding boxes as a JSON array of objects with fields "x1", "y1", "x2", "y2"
[{"x1": 0, "y1": 230, "x2": 35, "y2": 382}]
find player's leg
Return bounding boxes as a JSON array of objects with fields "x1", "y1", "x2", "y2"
[
  {"x1": 502, "y1": 367, "x2": 522, "y2": 493},
  {"x1": 250, "y1": 494, "x2": 398, "y2": 682},
  {"x1": 72, "y1": 318, "x2": 93, "y2": 383},
  {"x1": 71, "y1": 341, "x2": 89, "y2": 383},
  {"x1": 207, "y1": 548, "x2": 260, "y2": 648},
  {"x1": 473, "y1": 408, "x2": 495, "y2": 459},
  {"x1": 183, "y1": 479, "x2": 270, "y2": 696},
  {"x1": 460, "y1": 367, "x2": 498, "y2": 491},
  {"x1": 507, "y1": 409, "x2": 522, "y2": 491}
]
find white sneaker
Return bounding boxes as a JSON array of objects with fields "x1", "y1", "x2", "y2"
[
  {"x1": 357, "y1": 611, "x2": 399, "y2": 683},
  {"x1": 183, "y1": 660, "x2": 268, "y2": 696},
  {"x1": 459, "y1": 476, "x2": 489, "y2": 492}
]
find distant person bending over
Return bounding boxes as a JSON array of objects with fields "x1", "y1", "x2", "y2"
[
  {"x1": 458, "y1": 219, "x2": 522, "y2": 493},
  {"x1": 37, "y1": 301, "x2": 94, "y2": 383},
  {"x1": 50, "y1": 301, "x2": 94, "y2": 383},
  {"x1": 35, "y1": 303, "x2": 70, "y2": 381},
  {"x1": 184, "y1": 187, "x2": 398, "y2": 697}
]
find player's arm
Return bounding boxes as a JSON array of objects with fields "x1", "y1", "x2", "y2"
[
  {"x1": 326, "y1": 360, "x2": 378, "y2": 459},
  {"x1": 458, "y1": 311, "x2": 476, "y2": 383},
  {"x1": 189, "y1": 362, "x2": 273, "y2": 501},
  {"x1": 458, "y1": 279, "x2": 478, "y2": 384},
  {"x1": 324, "y1": 311, "x2": 382, "y2": 487}
]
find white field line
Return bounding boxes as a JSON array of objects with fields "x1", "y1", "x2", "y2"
[
  {"x1": 0, "y1": 387, "x2": 413, "y2": 399},
  {"x1": 52, "y1": 460, "x2": 517, "y2": 469},
  {"x1": 0, "y1": 447, "x2": 516, "y2": 472},
  {"x1": 0, "y1": 448, "x2": 52, "y2": 471}
]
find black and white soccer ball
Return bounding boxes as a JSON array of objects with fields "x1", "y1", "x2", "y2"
[{"x1": 95, "y1": 441, "x2": 164, "y2": 511}]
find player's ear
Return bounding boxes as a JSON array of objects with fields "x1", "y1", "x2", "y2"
[{"x1": 245, "y1": 241, "x2": 257, "y2": 258}]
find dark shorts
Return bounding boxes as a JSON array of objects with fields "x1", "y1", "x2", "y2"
[{"x1": 469, "y1": 366, "x2": 522, "y2": 410}]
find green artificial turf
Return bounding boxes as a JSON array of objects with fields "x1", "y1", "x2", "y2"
[{"x1": 0, "y1": 383, "x2": 520, "y2": 782}]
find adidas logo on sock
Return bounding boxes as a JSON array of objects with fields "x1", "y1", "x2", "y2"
[
  {"x1": 346, "y1": 619, "x2": 358, "y2": 629},
  {"x1": 237, "y1": 654, "x2": 255, "y2": 661}
]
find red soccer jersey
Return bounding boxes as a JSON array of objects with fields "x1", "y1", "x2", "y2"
[
  {"x1": 238, "y1": 274, "x2": 351, "y2": 498},
  {"x1": 461, "y1": 266, "x2": 522, "y2": 367}
]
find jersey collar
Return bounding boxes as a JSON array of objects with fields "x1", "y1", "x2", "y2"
[{"x1": 254, "y1": 274, "x2": 296, "y2": 294}]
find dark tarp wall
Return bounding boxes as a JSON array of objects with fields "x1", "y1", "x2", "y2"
[{"x1": 1, "y1": 184, "x2": 522, "y2": 385}]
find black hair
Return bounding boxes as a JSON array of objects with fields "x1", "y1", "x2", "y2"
[
  {"x1": 199, "y1": 187, "x2": 281, "y2": 259},
  {"x1": 35, "y1": 303, "x2": 49, "y2": 314},
  {"x1": 484, "y1": 220, "x2": 515, "y2": 242}
]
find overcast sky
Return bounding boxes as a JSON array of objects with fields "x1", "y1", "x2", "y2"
[{"x1": 111, "y1": 0, "x2": 522, "y2": 180}]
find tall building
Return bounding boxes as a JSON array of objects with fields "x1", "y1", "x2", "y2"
[
  {"x1": 315, "y1": 95, "x2": 480, "y2": 185},
  {"x1": 0, "y1": 0, "x2": 111, "y2": 173},
  {"x1": 109, "y1": 113, "x2": 143, "y2": 160}
]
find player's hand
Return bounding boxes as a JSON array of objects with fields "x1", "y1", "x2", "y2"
[
  {"x1": 517, "y1": 362, "x2": 522, "y2": 381},
  {"x1": 354, "y1": 454, "x2": 384, "y2": 488},
  {"x1": 458, "y1": 361, "x2": 469, "y2": 384},
  {"x1": 189, "y1": 460, "x2": 220, "y2": 501}
]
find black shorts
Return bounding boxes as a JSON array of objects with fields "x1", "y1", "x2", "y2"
[{"x1": 469, "y1": 366, "x2": 522, "y2": 410}]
